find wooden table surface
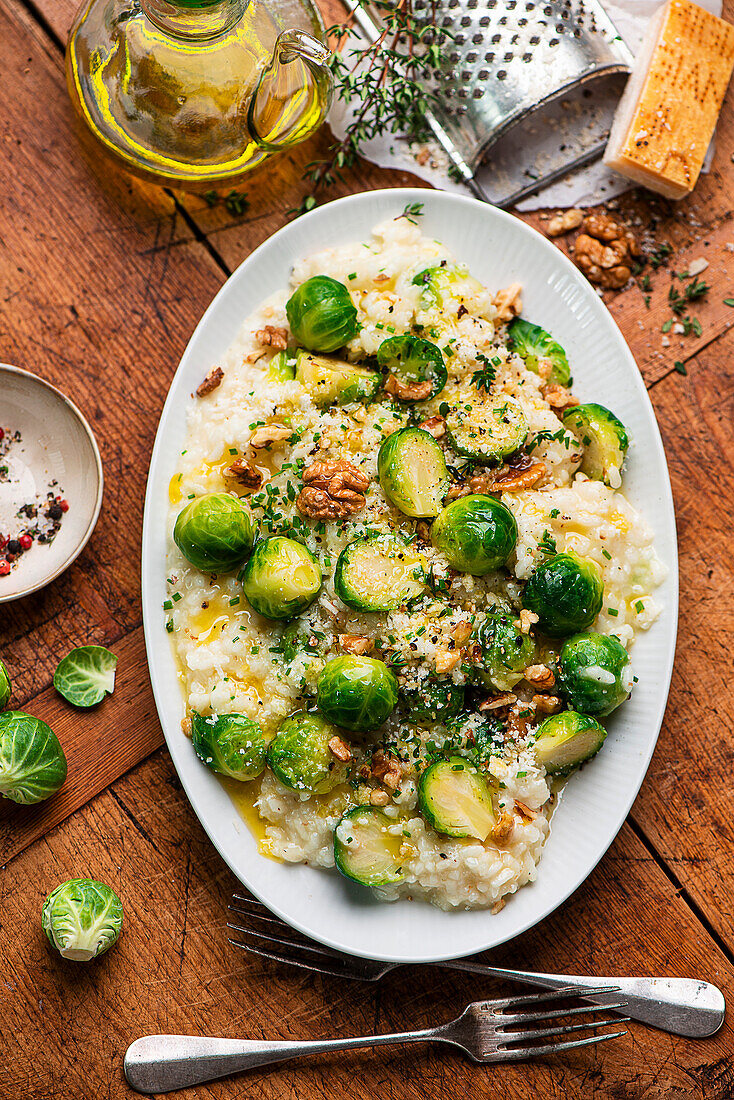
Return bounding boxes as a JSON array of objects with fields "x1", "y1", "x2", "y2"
[{"x1": 2, "y1": 1, "x2": 734, "y2": 1096}]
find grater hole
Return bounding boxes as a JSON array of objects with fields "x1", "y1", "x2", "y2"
[
  {"x1": 498, "y1": 15, "x2": 507, "y2": 23},
  {"x1": 529, "y1": 34, "x2": 540, "y2": 42},
  {"x1": 479, "y1": 68, "x2": 490, "y2": 77},
  {"x1": 522, "y1": 51, "x2": 532, "y2": 61},
  {"x1": 549, "y1": 37, "x2": 559, "y2": 45},
  {"x1": 484, "y1": 51, "x2": 495, "y2": 60},
  {"x1": 510, "y1": 33, "x2": 519, "y2": 43},
  {"x1": 449, "y1": 50, "x2": 460, "y2": 61},
  {"x1": 472, "y1": 32, "x2": 483, "y2": 42},
  {"x1": 466, "y1": 50, "x2": 478, "y2": 61},
  {"x1": 441, "y1": 16, "x2": 452, "y2": 26},
  {"x1": 556, "y1": 22, "x2": 565, "y2": 31},
  {"x1": 518, "y1": 17, "x2": 527, "y2": 24},
  {"x1": 472, "y1": 88, "x2": 483, "y2": 97},
  {"x1": 503, "y1": 51, "x2": 513, "y2": 61},
  {"x1": 457, "y1": 88, "x2": 468, "y2": 98},
  {"x1": 479, "y1": 16, "x2": 490, "y2": 25},
  {"x1": 461, "y1": 70, "x2": 472, "y2": 81},
  {"x1": 455, "y1": 32, "x2": 466, "y2": 42},
  {"x1": 460, "y1": 15, "x2": 471, "y2": 25},
  {"x1": 497, "y1": 69, "x2": 507, "y2": 79},
  {"x1": 491, "y1": 33, "x2": 501, "y2": 42}
]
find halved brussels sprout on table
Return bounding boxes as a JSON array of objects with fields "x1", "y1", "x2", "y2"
[
  {"x1": 378, "y1": 427, "x2": 449, "y2": 518},
  {"x1": 556, "y1": 632, "x2": 632, "y2": 716},
  {"x1": 295, "y1": 351, "x2": 381, "y2": 406},
  {"x1": 334, "y1": 806, "x2": 404, "y2": 887},
  {"x1": 523, "y1": 551, "x2": 604, "y2": 636},
  {"x1": 418, "y1": 755, "x2": 496, "y2": 840},
  {"x1": 0, "y1": 711, "x2": 67, "y2": 804},
  {"x1": 42, "y1": 878, "x2": 123, "y2": 962},
  {"x1": 469, "y1": 610, "x2": 534, "y2": 692},
  {"x1": 241, "y1": 536, "x2": 322, "y2": 620},
  {"x1": 376, "y1": 334, "x2": 447, "y2": 400},
  {"x1": 445, "y1": 392, "x2": 528, "y2": 464},
  {"x1": 432, "y1": 495, "x2": 517, "y2": 574},
  {"x1": 286, "y1": 275, "x2": 358, "y2": 353},
  {"x1": 533, "y1": 710, "x2": 607, "y2": 775},
  {"x1": 562, "y1": 403, "x2": 630, "y2": 486},
  {"x1": 191, "y1": 712, "x2": 269, "y2": 781},
  {"x1": 174, "y1": 493, "x2": 256, "y2": 573},
  {"x1": 508, "y1": 318, "x2": 571, "y2": 386},
  {"x1": 0, "y1": 658, "x2": 11, "y2": 710},
  {"x1": 317, "y1": 655, "x2": 398, "y2": 732},
  {"x1": 334, "y1": 535, "x2": 425, "y2": 612},
  {"x1": 267, "y1": 712, "x2": 350, "y2": 793},
  {"x1": 402, "y1": 677, "x2": 465, "y2": 723}
]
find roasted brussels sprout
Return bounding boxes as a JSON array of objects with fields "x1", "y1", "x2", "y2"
[
  {"x1": 241, "y1": 536, "x2": 322, "y2": 620},
  {"x1": 0, "y1": 658, "x2": 11, "y2": 710},
  {"x1": 508, "y1": 318, "x2": 571, "y2": 386},
  {"x1": 376, "y1": 334, "x2": 447, "y2": 400},
  {"x1": 267, "y1": 712, "x2": 350, "y2": 793},
  {"x1": 295, "y1": 351, "x2": 381, "y2": 406},
  {"x1": 0, "y1": 711, "x2": 67, "y2": 804},
  {"x1": 445, "y1": 392, "x2": 528, "y2": 464},
  {"x1": 42, "y1": 879, "x2": 123, "y2": 962},
  {"x1": 556, "y1": 632, "x2": 632, "y2": 716},
  {"x1": 402, "y1": 677, "x2": 465, "y2": 723},
  {"x1": 469, "y1": 610, "x2": 534, "y2": 692},
  {"x1": 317, "y1": 656, "x2": 398, "y2": 732},
  {"x1": 378, "y1": 427, "x2": 449, "y2": 518},
  {"x1": 174, "y1": 493, "x2": 256, "y2": 573},
  {"x1": 53, "y1": 645, "x2": 117, "y2": 708},
  {"x1": 418, "y1": 755, "x2": 496, "y2": 840},
  {"x1": 412, "y1": 262, "x2": 484, "y2": 312},
  {"x1": 267, "y1": 351, "x2": 296, "y2": 383},
  {"x1": 286, "y1": 275, "x2": 358, "y2": 352},
  {"x1": 533, "y1": 710, "x2": 607, "y2": 775},
  {"x1": 334, "y1": 806, "x2": 404, "y2": 886},
  {"x1": 562, "y1": 403, "x2": 630, "y2": 486},
  {"x1": 523, "y1": 551, "x2": 604, "y2": 636},
  {"x1": 432, "y1": 495, "x2": 517, "y2": 575},
  {"x1": 191, "y1": 712, "x2": 269, "y2": 781},
  {"x1": 334, "y1": 535, "x2": 425, "y2": 612}
]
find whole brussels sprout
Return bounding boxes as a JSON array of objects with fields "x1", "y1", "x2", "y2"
[
  {"x1": 469, "y1": 610, "x2": 534, "y2": 692},
  {"x1": 0, "y1": 711, "x2": 67, "y2": 804},
  {"x1": 432, "y1": 495, "x2": 517, "y2": 575},
  {"x1": 523, "y1": 551, "x2": 604, "y2": 636},
  {"x1": 0, "y1": 658, "x2": 11, "y2": 710},
  {"x1": 402, "y1": 677, "x2": 464, "y2": 723},
  {"x1": 556, "y1": 632, "x2": 632, "y2": 716},
  {"x1": 174, "y1": 493, "x2": 256, "y2": 573},
  {"x1": 317, "y1": 656, "x2": 398, "y2": 732},
  {"x1": 376, "y1": 334, "x2": 447, "y2": 400},
  {"x1": 286, "y1": 276, "x2": 358, "y2": 353},
  {"x1": 191, "y1": 712, "x2": 269, "y2": 781},
  {"x1": 534, "y1": 710, "x2": 607, "y2": 775},
  {"x1": 42, "y1": 878, "x2": 123, "y2": 962},
  {"x1": 267, "y1": 712, "x2": 351, "y2": 793},
  {"x1": 241, "y1": 536, "x2": 322, "y2": 620}
]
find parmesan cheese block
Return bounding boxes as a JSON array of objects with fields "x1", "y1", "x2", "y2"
[{"x1": 604, "y1": 0, "x2": 734, "y2": 199}]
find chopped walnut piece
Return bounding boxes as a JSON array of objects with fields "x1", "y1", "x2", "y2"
[
  {"x1": 479, "y1": 692, "x2": 517, "y2": 713},
  {"x1": 255, "y1": 325, "x2": 288, "y2": 349},
  {"x1": 491, "y1": 460, "x2": 546, "y2": 493},
  {"x1": 384, "y1": 374, "x2": 433, "y2": 402},
  {"x1": 532, "y1": 694, "x2": 563, "y2": 716},
  {"x1": 297, "y1": 459, "x2": 369, "y2": 520},
  {"x1": 493, "y1": 282, "x2": 523, "y2": 323},
  {"x1": 435, "y1": 648, "x2": 462, "y2": 674},
  {"x1": 227, "y1": 458, "x2": 262, "y2": 490},
  {"x1": 489, "y1": 811, "x2": 514, "y2": 846},
  {"x1": 369, "y1": 789, "x2": 390, "y2": 806},
  {"x1": 418, "y1": 415, "x2": 447, "y2": 439},
  {"x1": 249, "y1": 423, "x2": 292, "y2": 449},
  {"x1": 516, "y1": 609, "x2": 539, "y2": 634},
  {"x1": 415, "y1": 520, "x2": 431, "y2": 543},
  {"x1": 372, "y1": 751, "x2": 402, "y2": 791},
  {"x1": 339, "y1": 633, "x2": 374, "y2": 655},
  {"x1": 451, "y1": 620, "x2": 473, "y2": 647},
  {"x1": 542, "y1": 383, "x2": 579, "y2": 415},
  {"x1": 514, "y1": 800, "x2": 536, "y2": 822},
  {"x1": 328, "y1": 736, "x2": 353, "y2": 763},
  {"x1": 546, "y1": 209, "x2": 584, "y2": 237},
  {"x1": 373, "y1": 272, "x2": 390, "y2": 284},
  {"x1": 524, "y1": 664, "x2": 556, "y2": 690},
  {"x1": 196, "y1": 367, "x2": 224, "y2": 397}
]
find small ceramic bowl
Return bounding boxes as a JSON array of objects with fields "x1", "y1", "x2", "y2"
[{"x1": 0, "y1": 364, "x2": 103, "y2": 602}]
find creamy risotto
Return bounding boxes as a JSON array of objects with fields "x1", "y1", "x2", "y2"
[{"x1": 165, "y1": 214, "x2": 665, "y2": 911}]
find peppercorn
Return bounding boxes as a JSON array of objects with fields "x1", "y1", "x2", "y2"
[
  {"x1": 47, "y1": 504, "x2": 63, "y2": 521},
  {"x1": 6, "y1": 539, "x2": 21, "y2": 555},
  {"x1": 0, "y1": 560, "x2": 10, "y2": 576},
  {"x1": 19, "y1": 533, "x2": 33, "y2": 551}
]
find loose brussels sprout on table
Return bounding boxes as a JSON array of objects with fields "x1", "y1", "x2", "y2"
[
  {"x1": 334, "y1": 806, "x2": 404, "y2": 887},
  {"x1": 174, "y1": 493, "x2": 256, "y2": 573},
  {"x1": 533, "y1": 710, "x2": 607, "y2": 775},
  {"x1": 334, "y1": 535, "x2": 425, "y2": 612},
  {"x1": 469, "y1": 610, "x2": 534, "y2": 692},
  {"x1": 562, "y1": 403, "x2": 630, "y2": 486},
  {"x1": 445, "y1": 392, "x2": 528, "y2": 464},
  {"x1": 0, "y1": 658, "x2": 11, "y2": 710},
  {"x1": 523, "y1": 551, "x2": 604, "y2": 636},
  {"x1": 508, "y1": 318, "x2": 571, "y2": 386},
  {"x1": 317, "y1": 656, "x2": 398, "y2": 732},
  {"x1": 295, "y1": 351, "x2": 381, "y2": 406},
  {"x1": 376, "y1": 334, "x2": 447, "y2": 400},
  {"x1": 378, "y1": 427, "x2": 449, "y2": 518},
  {"x1": 418, "y1": 755, "x2": 496, "y2": 840},
  {"x1": 556, "y1": 632, "x2": 632, "y2": 716},
  {"x1": 42, "y1": 878, "x2": 123, "y2": 962},
  {"x1": 286, "y1": 275, "x2": 358, "y2": 353},
  {"x1": 432, "y1": 495, "x2": 517, "y2": 575},
  {"x1": 241, "y1": 536, "x2": 322, "y2": 620},
  {"x1": 268, "y1": 712, "x2": 350, "y2": 793},
  {"x1": 53, "y1": 645, "x2": 117, "y2": 708},
  {"x1": 402, "y1": 677, "x2": 465, "y2": 723},
  {"x1": 191, "y1": 712, "x2": 269, "y2": 781},
  {"x1": 0, "y1": 711, "x2": 67, "y2": 804}
]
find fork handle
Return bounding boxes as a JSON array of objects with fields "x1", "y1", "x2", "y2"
[
  {"x1": 124, "y1": 1029, "x2": 441, "y2": 1093},
  {"x1": 435, "y1": 963, "x2": 725, "y2": 1038}
]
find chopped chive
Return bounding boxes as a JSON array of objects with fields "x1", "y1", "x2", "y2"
[
  {"x1": 163, "y1": 600, "x2": 173, "y2": 610},
  {"x1": 607, "y1": 608, "x2": 619, "y2": 616},
  {"x1": 165, "y1": 619, "x2": 174, "y2": 633},
  {"x1": 172, "y1": 592, "x2": 182, "y2": 602}
]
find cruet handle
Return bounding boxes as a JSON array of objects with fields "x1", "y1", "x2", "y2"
[{"x1": 247, "y1": 29, "x2": 333, "y2": 151}]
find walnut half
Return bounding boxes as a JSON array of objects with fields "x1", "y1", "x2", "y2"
[{"x1": 296, "y1": 459, "x2": 369, "y2": 521}]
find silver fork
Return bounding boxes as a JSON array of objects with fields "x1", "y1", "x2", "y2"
[
  {"x1": 227, "y1": 893, "x2": 726, "y2": 1039},
  {"x1": 124, "y1": 988, "x2": 628, "y2": 1093}
]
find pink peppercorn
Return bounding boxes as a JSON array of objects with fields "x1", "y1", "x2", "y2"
[
  {"x1": 58, "y1": 499, "x2": 69, "y2": 513},
  {"x1": 19, "y1": 533, "x2": 33, "y2": 551},
  {"x1": 0, "y1": 561, "x2": 10, "y2": 576}
]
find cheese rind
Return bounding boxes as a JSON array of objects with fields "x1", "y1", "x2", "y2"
[{"x1": 604, "y1": 0, "x2": 734, "y2": 199}]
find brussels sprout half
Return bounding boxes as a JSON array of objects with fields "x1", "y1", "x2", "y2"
[
  {"x1": 432, "y1": 495, "x2": 517, "y2": 575},
  {"x1": 286, "y1": 276, "x2": 358, "y2": 353},
  {"x1": 53, "y1": 645, "x2": 117, "y2": 708},
  {"x1": 376, "y1": 334, "x2": 447, "y2": 400},
  {"x1": 523, "y1": 551, "x2": 604, "y2": 637},
  {"x1": 334, "y1": 536, "x2": 425, "y2": 612},
  {"x1": 378, "y1": 427, "x2": 449, "y2": 518},
  {"x1": 533, "y1": 710, "x2": 607, "y2": 775},
  {"x1": 508, "y1": 318, "x2": 571, "y2": 386},
  {"x1": 191, "y1": 712, "x2": 269, "y2": 782},
  {"x1": 556, "y1": 632, "x2": 632, "y2": 717},
  {"x1": 317, "y1": 656, "x2": 398, "y2": 733},
  {"x1": 42, "y1": 878, "x2": 123, "y2": 962},
  {"x1": 0, "y1": 659, "x2": 11, "y2": 710},
  {"x1": 0, "y1": 711, "x2": 67, "y2": 804},
  {"x1": 267, "y1": 351, "x2": 296, "y2": 383},
  {"x1": 268, "y1": 713, "x2": 351, "y2": 793},
  {"x1": 334, "y1": 806, "x2": 404, "y2": 887},
  {"x1": 418, "y1": 755, "x2": 496, "y2": 840},
  {"x1": 402, "y1": 677, "x2": 465, "y2": 723},
  {"x1": 174, "y1": 493, "x2": 256, "y2": 573},
  {"x1": 295, "y1": 351, "x2": 381, "y2": 407},
  {"x1": 445, "y1": 392, "x2": 528, "y2": 465},
  {"x1": 562, "y1": 403, "x2": 630, "y2": 486},
  {"x1": 469, "y1": 611, "x2": 534, "y2": 692},
  {"x1": 241, "y1": 536, "x2": 322, "y2": 620}
]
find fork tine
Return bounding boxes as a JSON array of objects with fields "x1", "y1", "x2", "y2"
[
  {"x1": 499, "y1": 1001, "x2": 628, "y2": 1025},
  {"x1": 226, "y1": 921, "x2": 349, "y2": 964},
  {"x1": 227, "y1": 938, "x2": 356, "y2": 980},
  {"x1": 502, "y1": 1017, "x2": 632, "y2": 1044},
  {"x1": 488, "y1": 1028, "x2": 627, "y2": 1062},
  {"x1": 231, "y1": 892, "x2": 271, "y2": 911}
]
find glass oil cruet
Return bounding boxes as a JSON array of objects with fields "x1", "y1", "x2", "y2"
[{"x1": 65, "y1": 0, "x2": 333, "y2": 189}]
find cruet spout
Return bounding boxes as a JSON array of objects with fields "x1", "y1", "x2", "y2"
[{"x1": 248, "y1": 29, "x2": 333, "y2": 150}]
